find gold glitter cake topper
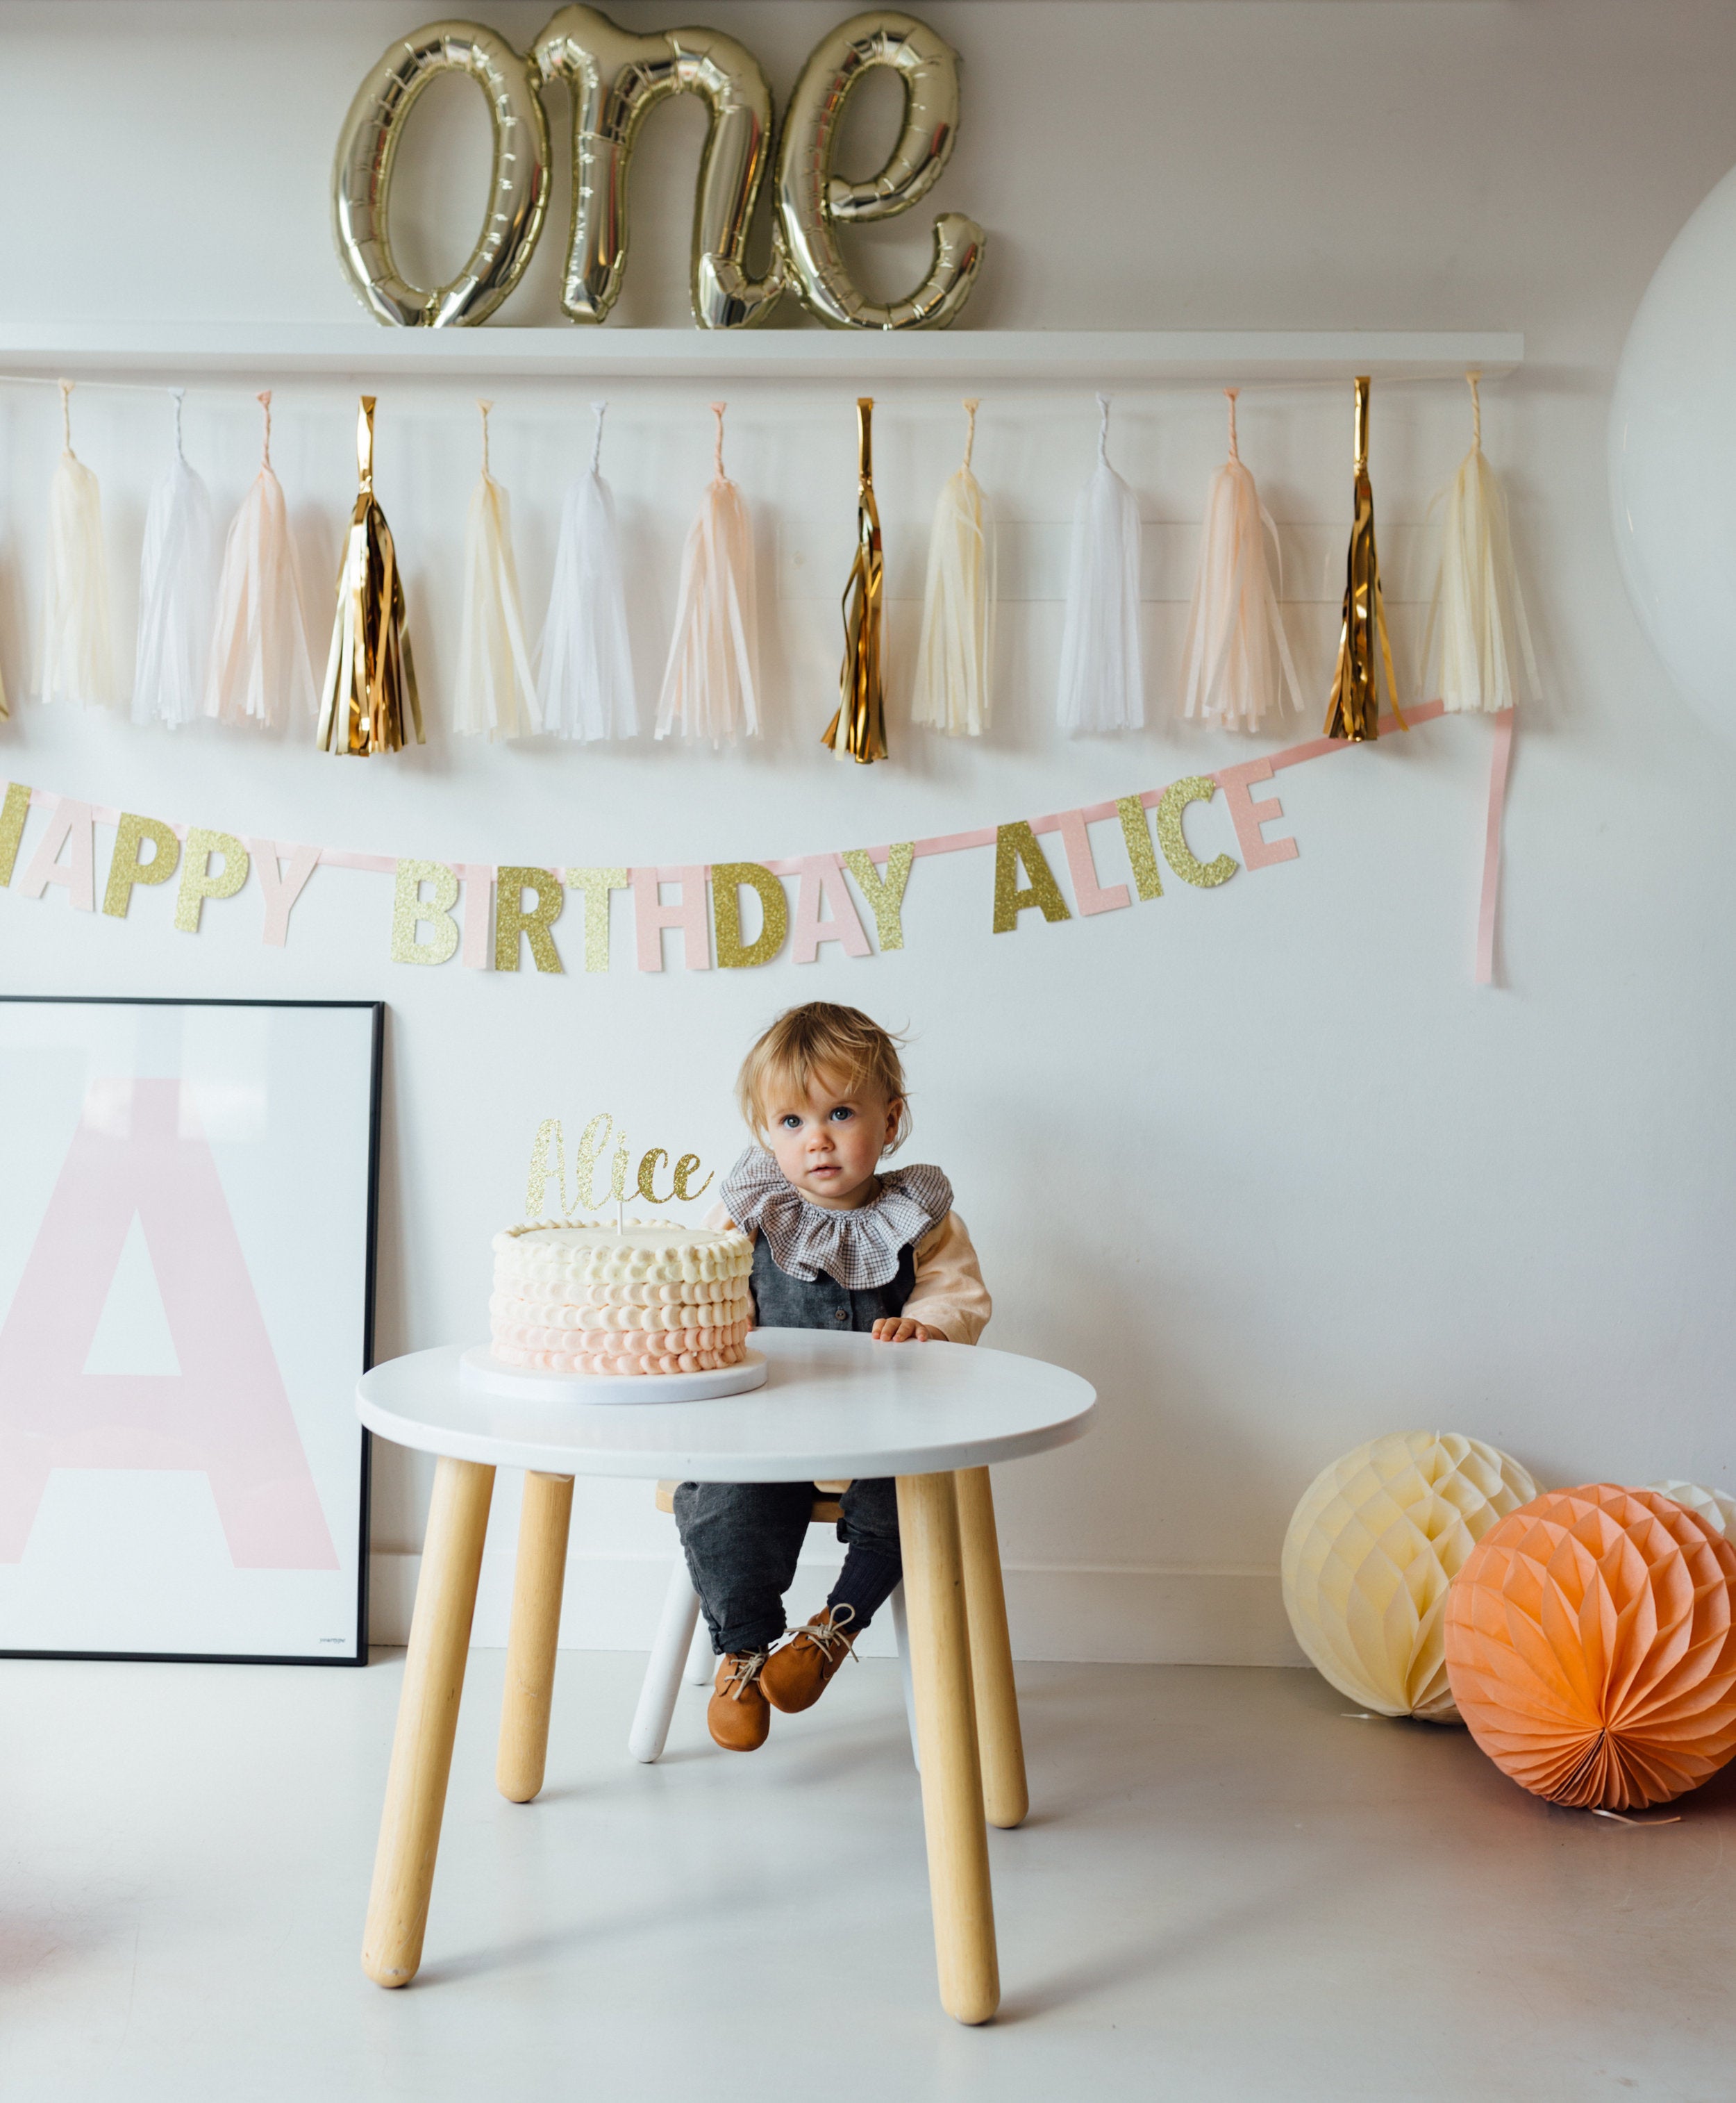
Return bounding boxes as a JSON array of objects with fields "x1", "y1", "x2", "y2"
[{"x1": 526, "y1": 1113, "x2": 714, "y2": 1230}]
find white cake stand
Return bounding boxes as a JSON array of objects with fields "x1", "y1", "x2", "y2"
[{"x1": 458, "y1": 1341, "x2": 768, "y2": 1406}]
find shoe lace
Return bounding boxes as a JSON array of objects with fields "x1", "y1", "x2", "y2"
[
  {"x1": 801, "y1": 1603, "x2": 859, "y2": 1665},
  {"x1": 721, "y1": 1649, "x2": 769, "y2": 1702}
]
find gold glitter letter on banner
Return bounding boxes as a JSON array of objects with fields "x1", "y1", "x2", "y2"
[
  {"x1": 992, "y1": 822, "x2": 1071, "y2": 933},
  {"x1": 391, "y1": 858, "x2": 460, "y2": 965},
  {"x1": 1155, "y1": 778, "x2": 1238, "y2": 890},
  {"x1": 673, "y1": 1152, "x2": 714, "y2": 1201},
  {"x1": 496, "y1": 866, "x2": 565, "y2": 973},
  {"x1": 103, "y1": 815, "x2": 182, "y2": 919},
  {"x1": 526, "y1": 1118, "x2": 568, "y2": 1217},
  {"x1": 637, "y1": 1149, "x2": 675, "y2": 1204},
  {"x1": 0, "y1": 781, "x2": 32, "y2": 886},
  {"x1": 842, "y1": 843, "x2": 913, "y2": 951},
  {"x1": 565, "y1": 865, "x2": 629, "y2": 972},
  {"x1": 712, "y1": 862, "x2": 790, "y2": 968},
  {"x1": 572, "y1": 1112, "x2": 613, "y2": 1209},
  {"x1": 1115, "y1": 796, "x2": 1164, "y2": 901},
  {"x1": 174, "y1": 829, "x2": 250, "y2": 933}
]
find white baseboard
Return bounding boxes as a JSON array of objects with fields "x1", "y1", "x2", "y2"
[{"x1": 366, "y1": 1549, "x2": 1303, "y2": 1667}]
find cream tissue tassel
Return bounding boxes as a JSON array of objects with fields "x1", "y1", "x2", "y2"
[
  {"x1": 536, "y1": 401, "x2": 637, "y2": 740},
  {"x1": 1424, "y1": 372, "x2": 1539, "y2": 715},
  {"x1": 1057, "y1": 394, "x2": 1144, "y2": 734},
  {"x1": 656, "y1": 402, "x2": 759, "y2": 745},
  {"x1": 1181, "y1": 390, "x2": 1304, "y2": 732},
  {"x1": 453, "y1": 399, "x2": 538, "y2": 740},
  {"x1": 206, "y1": 392, "x2": 315, "y2": 729},
  {"x1": 133, "y1": 388, "x2": 218, "y2": 729},
  {"x1": 38, "y1": 380, "x2": 115, "y2": 709},
  {"x1": 911, "y1": 397, "x2": 992, "y2": 737}
]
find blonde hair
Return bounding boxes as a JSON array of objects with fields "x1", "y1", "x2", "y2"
[{"x1": 737, "y1": 1003, "x2": 910, "y2": 1153}]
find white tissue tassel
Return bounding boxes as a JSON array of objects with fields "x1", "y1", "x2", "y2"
[
  {"x1": 1056, "y1": 458, "x2": 1144, "y2": 733},
  {"x1": 537, "y1": 467, "x2": 637, "y2": 740},
  {"x1": 39, "y1": 451, "x2": 114, "y2": 708},
  {"x1": 453, "y1": 466, "x2": 538, "y2": 739},
  {"x1": 206, "y1": 464, "x2": 315, "y2": 727},
  {"x1": 1426, "y1": 435, "x2": 1539, "y2": 715},
  {"x1": 134, "y1": 447, "x2": 217, "y2": 728},
  {"x1": 911, "y1": 462, "x2": 992, "y2": 736},
  {"x1": 1181, "y1": 455, "x2": 1303, "y2": 731},
  {"x1": 656, "y1": 474, "x2": 759, "y2": 745}
]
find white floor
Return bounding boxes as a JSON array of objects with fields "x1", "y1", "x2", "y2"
[{"x1": 3, "y1": 1647, "x2": 1730, "y2": 2103}]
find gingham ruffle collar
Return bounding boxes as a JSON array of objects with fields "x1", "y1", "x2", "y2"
[{"x1": 721, "y1": 1147, "x2": 953, "y2": 1290}]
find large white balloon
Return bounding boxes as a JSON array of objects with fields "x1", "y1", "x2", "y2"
[{"x1": 1611, "y1": 163, "x2": 1736, "y2": 740}]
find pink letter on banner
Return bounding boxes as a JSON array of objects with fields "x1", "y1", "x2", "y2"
[
  {"x1": 1056, "y1": 810, "x2": 1131, "y2": 916},
  {"x1": 633, "y1": 866, "x2": 712, "y2": 971},
  {"x1": 0, "y1": 1078, "x2": 337, "y2": 1569},
  {"x1": 246, "y1": 840, "x2": 321, "y2": 947},
  {"x1": 17, "y1": 798, "x2": 96, "y2": 911},
  {"x1": 1216, "y1": 760, "x2": 1299, "y2": 871},
  {"x1": 791, "y1": 854, "x2": 871, "y2": 964}
]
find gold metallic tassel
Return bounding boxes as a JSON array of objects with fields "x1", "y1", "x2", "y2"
[
  {"x1": 1324, "y1": 376, "x2": 1404, "y2": 742},
  {"x1": 317, "y1": 395, "x2": 422, "y2": 756},
  {"x1": 824, "y1": 396, "x2": 886, "y2": 763}
]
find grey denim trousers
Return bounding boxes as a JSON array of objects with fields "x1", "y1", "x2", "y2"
[{"x1": 673, "y1": 1476, "x2": 902, "y2": 1656}]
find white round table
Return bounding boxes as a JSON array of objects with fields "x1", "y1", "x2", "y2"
[{"x1": 356, "y1": 1328, "x2": 1095, "y2": 2025}]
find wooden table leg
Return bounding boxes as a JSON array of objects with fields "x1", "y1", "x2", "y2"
[
  {"x1": 497, "y1": 1471, "x2": 575, "y2": 1803},
  {"x1": 896, "y1": 1470, "x2": 999, "y2": 2026},
  {"x1": 362, "y1": 1455, "x2": 495, "y2": 1988},
  {"x1": 954, "y1": 1465, "x2": 1029, "y2": 1831}
]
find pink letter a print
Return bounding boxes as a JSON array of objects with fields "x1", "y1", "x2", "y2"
[{"x1": 0, "y1": 1077, "x2": 338, "y2": 1568}]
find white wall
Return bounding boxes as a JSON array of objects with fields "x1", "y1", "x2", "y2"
[{"x1": 3, "y1": 0, "x2": 1734, "y2": 1661}]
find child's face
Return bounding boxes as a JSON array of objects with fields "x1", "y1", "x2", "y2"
[{"x1": 762, "y1": 1070, "x2": 901, "y2": 1211}]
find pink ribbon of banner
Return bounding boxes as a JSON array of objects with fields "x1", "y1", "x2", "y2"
[{"x1": 3, "y1": 697, "x2": 1517, "y2": 980}]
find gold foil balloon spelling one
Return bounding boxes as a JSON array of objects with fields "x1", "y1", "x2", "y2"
[
  {"x1": 826, "y1": 397, "x2": 887, "y2": 763},
  {"x1": 777, "y1": 10, "x2": 985, "y2": 330},
  {"x1": 333, "y1": 22, "x2": 551, "y2": 326},
  {"x1": 1324, "y1": 376, "x2": 1405, "y2": 742},
  {"x1": 318, "y1": 398, "x2": 423, "y2": 757},
  {"x1": 533, "y1": 5, "x2": 785, "y2": 329}
]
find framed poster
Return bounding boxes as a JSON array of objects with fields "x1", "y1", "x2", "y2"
[{"x1": 0, "y1": 997, "x2": 381, "y2": 1664}]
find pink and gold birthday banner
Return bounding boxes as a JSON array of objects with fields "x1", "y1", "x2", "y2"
[{"x1": 0, "y1": 700, "x2": 1512, "y2": 983}]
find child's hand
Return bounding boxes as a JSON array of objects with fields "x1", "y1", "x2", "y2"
[{"x1": 871, "y1": 1318, "x2": 942, "y2": 1343}]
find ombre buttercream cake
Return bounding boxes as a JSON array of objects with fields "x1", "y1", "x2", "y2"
[{"x1": 489, "y1": 1220, "x2": 753, "y2": 1376}]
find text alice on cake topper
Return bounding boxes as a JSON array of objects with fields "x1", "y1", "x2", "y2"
[{"x1": 525, "y1": 1112, "x2": 713, "y2": 1226}]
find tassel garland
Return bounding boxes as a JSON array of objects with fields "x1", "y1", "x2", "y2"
[
  {"x1": 656, "y1": 403, "x2": 759, "y2": 745},
  {"x1": 133, "y1": 389, "x2": 217, "y2": 729},
  {"x1": 453, "y1": 399, "x2": 538, "y2": 739},
  {"x1": 911, "y1": 398, "x2": 992, "y2": 738},
  {"x1": 206, "y1": 392, "x2": 315, "y2": 729},
  {"x1": 38, "y1": 380, "x2": 114, "y2": 710},
  {"x1": 824, "y1": 395, "x2": 887, "y2": 763},
  {"x1": 1181, "y1": 390, "x2": 1303, "y2": 733},
  {"x1": 1324, "y1": 376, "x2": 1403, "y2": 742},
  {"x1": 1424, "y1": 372, "x2": 1539, "y2": 715},
  {"x1": 535, "y1": 401, "x2": 637, "y2": 740},
  {"x1": 1057, "y1": 395, "x2": 1144, "y2": 734},
  {"x1": 318, "y1": 394, "x2": 422, "y2": 757}
]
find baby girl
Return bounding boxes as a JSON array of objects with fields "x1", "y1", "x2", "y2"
[{"x1": 679, "y1": 1000, "x2": 990, "y2": 1751}]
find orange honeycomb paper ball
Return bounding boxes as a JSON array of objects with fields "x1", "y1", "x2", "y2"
[{"x1": 1444, "y1": 1484, "x2": 1736, "y2": 1810}]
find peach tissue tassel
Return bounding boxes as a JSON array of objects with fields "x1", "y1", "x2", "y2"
[
  {"x1": 1057, "y1": 394, "x2": 1144, "y2": 733},
  {"x1": 1180, "y1": 390, "x2": 1303, "y2": 732},
  {"x1": 910, "y1": 397, "x2": 992, "y2": 738},
  {"x1": 1422, "y1": 372, "x2": 1539, "y2": 715},
  {"x1": 205, "y1": 392, "x2": 316, "y2": 729},
  {"x1": 453, "y1": 399, "x2": 538, "y2": 739},
  {"x1": 133, "y1": 387, "x2": 217, "y2": 729},
  {"x1": 657, "y1": 401, "x2": 759, "y2": 745}
]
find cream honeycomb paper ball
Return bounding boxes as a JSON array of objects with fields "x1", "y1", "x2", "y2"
[
  {"x1": 1281, "y1": 1431, "x2": 1538, "y2": 1723},
  {"x1": 1644, "y1": 1481, "x2": 1736, "y2": 1538}
]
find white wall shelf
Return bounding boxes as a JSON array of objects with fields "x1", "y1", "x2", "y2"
[{"x1": 0, "y1": 323, "x2": 1522, "y2": 386}]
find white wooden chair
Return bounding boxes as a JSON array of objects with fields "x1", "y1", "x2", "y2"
[{"x1": 628, "y1": 1482, "x2": 920, "y2": 1765}]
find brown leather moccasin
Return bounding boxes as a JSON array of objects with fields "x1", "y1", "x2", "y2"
[
  {"x1": 708, "y1": 1650, "x2": 772, "y2": 1751},
  {"x1": 760, "y1": 1606, "x2": 860, "y2": 1715}
]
